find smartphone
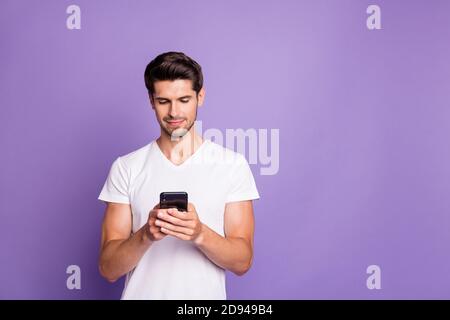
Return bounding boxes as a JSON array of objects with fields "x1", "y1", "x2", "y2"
[{"x1": 159, "y1": 191, "x2": 188, "y2": 212}]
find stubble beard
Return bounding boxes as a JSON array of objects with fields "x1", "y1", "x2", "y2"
[{"x1": 162, "y1": 106, "x2": 198, "y2": 142}]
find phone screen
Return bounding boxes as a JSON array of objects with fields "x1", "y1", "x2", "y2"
[{"x1": 159, "y1": 192, "x2": 188, "y2": 212}]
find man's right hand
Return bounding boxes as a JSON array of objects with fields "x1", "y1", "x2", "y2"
[{"x1": 145, "y1": 204, "x2": 167, "y2": 242}]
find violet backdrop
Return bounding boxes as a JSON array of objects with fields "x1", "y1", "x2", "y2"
[{"x1": 1, "y1": 0, "x2": 449, "y2": 299}]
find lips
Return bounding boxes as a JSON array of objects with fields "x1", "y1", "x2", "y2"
[{"x1": 166, "y1": 119, "x2": 185, "y2": 127}]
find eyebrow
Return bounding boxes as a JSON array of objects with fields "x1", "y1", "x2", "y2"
[{"x1": 154, "y1": 95, "x2": 193, "y2": 101}]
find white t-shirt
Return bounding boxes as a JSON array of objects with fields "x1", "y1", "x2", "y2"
[{"x1": 98, "y1": 138, "x2": 260, "y2": 300}]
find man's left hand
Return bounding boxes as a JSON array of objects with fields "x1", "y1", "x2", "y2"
[{"x1": 155, "y1": 202, "x2": 204, "y2": 243}]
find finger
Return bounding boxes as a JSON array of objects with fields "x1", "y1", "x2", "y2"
[
  {"x1": 149, "y1": 225, "x2": 164, "y2": 234},
  {"x1": 187, "y1": 202, "x2": 195, "y2": 212},
  {"x1": 157, "y1": 210, "x2": 191, "y2": 226},
  {"x1": 160, "y1": 227, "x2": 190, "y2": 241},
  {"x1": 151, "y1": 208, "x2": 165, "y2": 218},
  {"x1": 148, "y1": 205, "x2": 159, "y2": 218},
  {"x1": 155, "y1": 219, "x2": 194, "y2": 236},
  {"x1": 166, "y1": 208, "x2": 193, "y2": 220},
  {"x1": 153, "y1": 233, "x2": 165, "y2": 240},
  {"x1": 151, "y1": 227, "x2": 166, "y2": 239}
]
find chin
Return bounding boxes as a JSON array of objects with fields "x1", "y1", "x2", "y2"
[{"x1": 169, "y1": 127, "x2": 189, "y2": 139}]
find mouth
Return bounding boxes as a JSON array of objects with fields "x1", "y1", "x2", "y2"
[{"x1": 166, "y1": 119, "x2": 185, "y2": 127}]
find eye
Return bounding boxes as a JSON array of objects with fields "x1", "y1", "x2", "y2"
[
  {"x1": 158, "y1": 100, "x2": 169, "y2": 104},
  {"x1": 180, "y1": 99, "x2": 189, "y2": 103}
]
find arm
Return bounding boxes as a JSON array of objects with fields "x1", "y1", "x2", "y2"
[
  {"x1": 196, "y1": 200, "x2": 255, "y2": 275},
  {"x1": 156, "y1": 200, "x2": 255, "y2": 275},
  {"x1": 98, "y1": 202, "x2": 166, "y2": 282}
]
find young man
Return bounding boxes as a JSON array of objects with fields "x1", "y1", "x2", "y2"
[{"x1": 97, "y1": 52, "x2": 260, "y2": 300}]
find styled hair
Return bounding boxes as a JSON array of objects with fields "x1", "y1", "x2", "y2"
[{"x1": 144, "y1": 51, "x2": 203, "y2": 96}]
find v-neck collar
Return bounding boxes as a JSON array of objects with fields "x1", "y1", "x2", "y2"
[{"x1": 153, "y1": 138, "x2": 209, "y2": 169}]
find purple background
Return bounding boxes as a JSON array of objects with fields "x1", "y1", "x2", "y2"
[{"x1": 1, "y1": 0, "x2": 450, "y2": 299}]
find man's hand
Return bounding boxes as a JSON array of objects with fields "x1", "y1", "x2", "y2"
[
  {"x1": 145, "y1": 203, "x2": 168, "y2": 242},
  {"x1": 155, "y1": 202, "x2": 203, "y2": 243}
]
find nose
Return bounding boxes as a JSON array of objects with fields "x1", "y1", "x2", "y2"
[{"x1": 168, "y1": 101, "x2": 182, "y2": 118}]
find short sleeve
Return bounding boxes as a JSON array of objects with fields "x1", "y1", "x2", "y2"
[
  {"x1": 98, "y1": 157, "x2": 130, "y2": 204},
  {"x1": 225, "y1": 154, "x2": 260, "y2": 203}
]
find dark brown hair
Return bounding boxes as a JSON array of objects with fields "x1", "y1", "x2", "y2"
[{"x1": 144, "y1": 51, "x2": 203, "y2": 96}]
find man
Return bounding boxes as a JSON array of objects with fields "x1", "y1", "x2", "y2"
[{"x1": 97, "y1": 51, "x2": 260, "y2": 300}]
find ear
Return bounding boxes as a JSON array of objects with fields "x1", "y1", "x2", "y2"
[
  {"x1": 149, "y1": 93, "x2": 155, "y2": 110},
  {"x1": 197, "y1": 87, "x2": 206, "y2": 107}
]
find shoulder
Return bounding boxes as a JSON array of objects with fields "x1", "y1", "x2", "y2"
[{"x1": 115, "y1": 141, "x2": 155, "y2": 169}]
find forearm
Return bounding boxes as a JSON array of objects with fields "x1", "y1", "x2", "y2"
[
  {"x1": 195, "y1": 224, "x2": 253, "y2": 276},
  {"x1": 99, "y1": 226, "x2": 152, "y2": 282}
]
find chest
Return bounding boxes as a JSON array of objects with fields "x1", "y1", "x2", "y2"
[{"x1": 128, "y1": 164, "x2": 230, "y2": 234}]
